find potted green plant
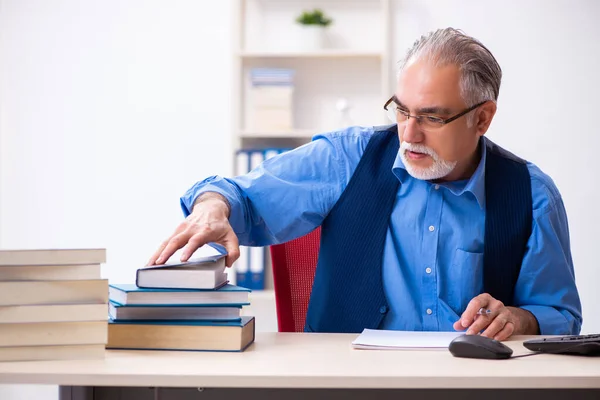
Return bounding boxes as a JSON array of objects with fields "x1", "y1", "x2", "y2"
[{"x1": 295, "y1": 9, "x2": 333, "y2": 50}]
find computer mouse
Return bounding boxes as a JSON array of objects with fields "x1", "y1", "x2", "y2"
[{"x1": 448, "y1": 334, "x2": 513, "y2": 359}]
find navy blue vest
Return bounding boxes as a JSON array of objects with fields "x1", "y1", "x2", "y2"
[{"x1": 304, "y1": 124, "x2": 532, "y2": 333}]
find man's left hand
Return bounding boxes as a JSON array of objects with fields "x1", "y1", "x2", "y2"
[{"x1": 453, "y1": 293, "x2": 540, "y2": 341}]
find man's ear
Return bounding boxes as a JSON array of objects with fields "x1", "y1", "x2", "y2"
[{"x1": 476, "y1": 101, "x2": 497, "y2": 136}]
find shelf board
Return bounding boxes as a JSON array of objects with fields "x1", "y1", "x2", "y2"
[
  {"x1": 239, "y1": 129, "x2": 316, "y2": 138},
  {"x1": 239, "y1": 50, "x2": 383, "y2": 59}
]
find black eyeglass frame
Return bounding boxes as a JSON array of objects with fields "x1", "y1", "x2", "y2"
[{"x1": 383, "y1": 96, "x2": 488, "y2": 126}]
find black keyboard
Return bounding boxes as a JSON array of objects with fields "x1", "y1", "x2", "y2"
[{"x1": 523, "y1": 334, "x2": 600, "y2": 356}]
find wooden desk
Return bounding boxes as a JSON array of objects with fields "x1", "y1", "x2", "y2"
[{"x1": 0, "y1": 333, "x2": 599, "y2": 400}]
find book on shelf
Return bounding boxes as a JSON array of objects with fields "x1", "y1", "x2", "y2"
[
  {"x1": 246, "y1": 68, "x2": 295, "y2": 132},
  {"x1": 0, "y1": 248, "x2": 106, "y2": 265},
  {"x1": 108, "y1": 300, "x2": 242, "y2": 322},
  {"x1": 108, "y1": 283, "x2": 251, "y2": 306},
  {"x1": 107, "y1": 316, "x2": 255, "y2": 352},
  {"x1": 0, "y1": 279, "x2": 109, "y2": 306}
]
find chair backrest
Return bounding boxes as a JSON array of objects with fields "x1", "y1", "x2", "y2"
[{"x1": 269, "y1": 227, "x2": 321, "y2": 332}]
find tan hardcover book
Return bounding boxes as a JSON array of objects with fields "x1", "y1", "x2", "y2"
[
  {"x1": 0, "y1": 321, "x2": 108, "y2": 347},
  {"x1": 0, "y1": 344, "x2": 105, "y2": 362},
  {"x1": 0, "y1": 304, "x2": 108, "y2": 323},
  {"x1": 107, "y1": 316, "x2": 255, "y2": 352},
  {"x1": 0, "y1": 264, "x2": 101, "y2": 281},
  {"x1": 0, "y1": 280, "x2": 108, "y2": 306},
  {"x1": 0, "y1": 248, "x2": 106, "y2": 266}
]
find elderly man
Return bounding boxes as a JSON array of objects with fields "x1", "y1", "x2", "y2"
[{"x1": 149, "y1": 28, "x2": 582, "y2": 340}]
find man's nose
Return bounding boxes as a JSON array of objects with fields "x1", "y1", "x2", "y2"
[{"x1": 401, "y1": 117, "x2": 424, "y2": 143}]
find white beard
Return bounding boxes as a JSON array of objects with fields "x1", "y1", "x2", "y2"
[{"x1": 399, "y1": 141, "x2": 457, "y2": 180}]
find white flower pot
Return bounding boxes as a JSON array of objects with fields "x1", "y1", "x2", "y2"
[{"x1": 297, "y1": 25, "x2": 326, "y2": 51}]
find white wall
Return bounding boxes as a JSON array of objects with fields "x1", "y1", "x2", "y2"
[
  {"x1": 0, "y1": 1, "x2": 232, "y2": 399},
  {"x1": 392, "y1": 0, "x2": 600, "y2": 334},
  {"x1": 1, "y1": 0, "x2": 599, "y2": 399},
  {"x1": 0, "y1": 0, "x2": 233, "y2": 277}
]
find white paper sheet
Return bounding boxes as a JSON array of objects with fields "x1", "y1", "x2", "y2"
[{"x1": 351, "y1": 329, "x2": 463, "y2": 350}]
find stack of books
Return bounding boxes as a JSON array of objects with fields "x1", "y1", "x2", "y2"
[
  {"x1": 107, "y1": 244, "x2": 255, "y2": 352},
  {"x1": 0, "y1": 248, "x2": 109, "y2": 362},
  {"x1": 246, "y1": 68, "x2": 295, "y2": 132}
]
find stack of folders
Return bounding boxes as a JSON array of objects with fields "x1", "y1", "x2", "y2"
[
  {"x1": 235, "y1": 147, "x2": 292, "y2": 290},
  {"x1": 107, "y1": 243, "x2": 255, "y2": 352},
  {"x1": 0, "y1": 249, "x2": 109, "y2": 362},
  {"x1": 246, "y1": 68, "x2": 295, "y2": 132}
]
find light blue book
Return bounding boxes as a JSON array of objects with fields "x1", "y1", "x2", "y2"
[
  {"x1": 108, "y1": 300, "x2": 243, "y2": 322},
  {"x1": 109, "y1": 283, "x2": 250, "y2": 306}
]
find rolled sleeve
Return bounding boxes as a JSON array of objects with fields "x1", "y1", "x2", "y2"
[
  {"x1": 179, "y1": 175, "x2": 248, "y2": 237},
  {"x1": 521, "y1": 304, "x2": 580, "y2": 335},
  {"x1": 178, "y1": 126, "x2": 373, "y2": 247},
  {"x1": 514, "y1": 167, "x2": 583, "y2": 335}
]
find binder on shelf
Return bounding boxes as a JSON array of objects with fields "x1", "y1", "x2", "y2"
[
  {"x1": 234, "y1": 150, "x2": 251, "y2": 289},
  {"x1": 264, "y1": 148, "x2": 280, "y2": 160},
  {"x1": 248, "y1": 151, "x2": 265, "y2": 290},
  {"x1": 233, "y1": 147, "x2": 293, "y2": 290}
]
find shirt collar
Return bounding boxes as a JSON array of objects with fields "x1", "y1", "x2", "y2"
[{"x1": 392, "y1": 137, "x2": 487, "y2": 209}]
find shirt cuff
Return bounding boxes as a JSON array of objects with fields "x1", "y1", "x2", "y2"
[
  {"x1": 179, "y1": 176, "x2": 247, "y2": 236},
  {"x1": 520, "y1": 305, "x2": 579, "y2": 335}
]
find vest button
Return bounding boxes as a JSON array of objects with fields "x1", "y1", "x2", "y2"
[{"x1": 379, "y1": 305, "x2": 388, "y2": 314}]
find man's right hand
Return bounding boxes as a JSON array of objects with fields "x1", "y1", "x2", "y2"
[{"x1": 147, "y1": 192, "x2": 240, "y2": 268}]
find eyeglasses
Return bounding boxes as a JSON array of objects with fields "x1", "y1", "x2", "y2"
[{"x1": 383, "y1": 96, "x2": 487, "y2": 131}]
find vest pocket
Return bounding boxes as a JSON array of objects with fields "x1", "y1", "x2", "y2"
[{"x1": 445, "y1": 248, "x2": 484, "y2": 316}]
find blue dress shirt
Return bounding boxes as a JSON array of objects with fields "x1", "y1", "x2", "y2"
[{"x1": 180, "y1": 126, "x2": 582, "y2": 335}]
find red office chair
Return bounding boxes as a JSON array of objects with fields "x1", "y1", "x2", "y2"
[{"x1": 269, "y1": 227, "x2": 321, "y2": 332}]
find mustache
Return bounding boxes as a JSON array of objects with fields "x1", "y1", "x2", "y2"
[{"x1": 400, "y1": 142, "x2": 439, "y2": 160}]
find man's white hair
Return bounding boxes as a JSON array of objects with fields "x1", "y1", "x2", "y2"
[{"x1": 398, "y1": 28, "x2": 501, "y2": 126}]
